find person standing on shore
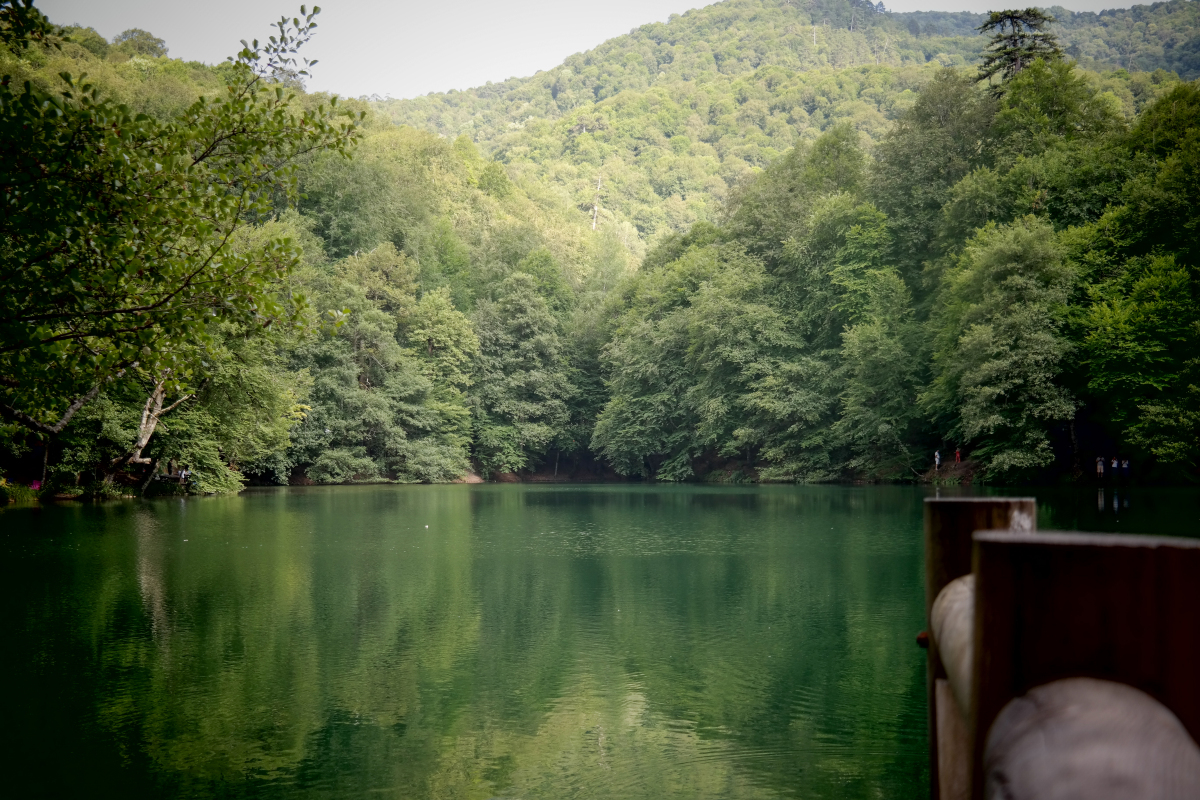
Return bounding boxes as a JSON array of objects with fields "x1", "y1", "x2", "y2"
[
  {"x1": 1096, "y1": 456, "x2": 1104, "y2": 479},
  {"x1": 955, "y1": 448, "x2": 961, "y2": 464},
  {"x1": 934, "y1": 450, "x2": 941, "y2": 472}
]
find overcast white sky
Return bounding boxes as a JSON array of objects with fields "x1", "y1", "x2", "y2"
[{"x1": 39, "y1": 0, "x2": 1135, "y2": 99}]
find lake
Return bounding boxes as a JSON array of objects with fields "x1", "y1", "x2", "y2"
[{"x1": 2, "y1": 484, "x2": 1196, "y2": 799}]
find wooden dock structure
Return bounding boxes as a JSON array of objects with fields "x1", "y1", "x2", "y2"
[{"x1": 922, "y1": 497, "x2": 1200, "y2": 800}]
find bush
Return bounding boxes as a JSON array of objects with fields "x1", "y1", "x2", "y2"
[{"x1": 0, "y1": 480, "x2": 37, "y2": 504}]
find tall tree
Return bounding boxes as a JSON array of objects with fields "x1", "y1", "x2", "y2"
[
  {"x1": 403, "y1": 287, "x2": 479, "y2": 463},
  {"x1": 286, "y1": 244, "x2": 471, "y2": 484},
  {"x1": 977, "y1": 8, "x2": 1063, "y2": 88},
  {"x1": 0, "y1": 4, "x2": 358, "y2": 438},
  {"x1": 869, "y1": 69, "x2": 996, "y2": 287},
  {"x1": 1070, "y1": 83, "x2": 1200, "y2": 468},
  {"x1": 989, "y1": 58, "x2": 1121, "y2": 159},
  {"x1": 110, "y1": 27, "x2": 167, "y2": 58},
  {"x1": 924, "y1": 217, "x2": 1077, "y2": 476},
  {"x1": 470, "y1": 273, "x2": 574, "y2": 476},
  {"x1": 834, "y1": 270, "x2": 924, "y2": 478}
]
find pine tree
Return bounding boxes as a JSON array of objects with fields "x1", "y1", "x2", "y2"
[{"x1": 977, "y1": 9, "x2": 1062, "y2": 88}]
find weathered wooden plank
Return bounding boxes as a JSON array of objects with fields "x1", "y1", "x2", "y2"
[
  {"x1": 936, "y1": 678, "x2": 971, "y2": 800},
  {"x1": 924, "y1": 498, "x2": 1036, "y2": 622},
  {"x1": 923, "y1": 498, "x2": 1035, "y2": 800}
]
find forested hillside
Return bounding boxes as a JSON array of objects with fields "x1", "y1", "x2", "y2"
[
  {"x1": 377, "y1": 0, "x2": 1199, "y2": 242},
  {"x1": 593, "y1": 62, "x2": 1199, "y2": 482},
  {"x1": 2, "y1": 1, "x2": 1199, "y2": 497},
  {"x1": 380, "y1": 0, "x2": 1200, "y2": 134},
  {"x1": 1, "y1": 3, "x2": 630, "y2": 494}
]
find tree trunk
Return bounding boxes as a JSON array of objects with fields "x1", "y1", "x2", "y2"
[
  {"x1": 108, "y1": 379, "x2": 194, "y2": 475},
  {"x1": 140, "y1": 457, "x2": 160, "y2": 496},
  {"x1": 1069, "y1": 418, "x2": 1082, "y2": 481}
]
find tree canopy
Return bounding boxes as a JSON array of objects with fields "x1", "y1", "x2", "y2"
[
  {"x1": 3, "y1": 0, "x2": 1200, "y2": 492},
  {"x1": 0, "y1": 4, "x2": 357, "y2": 437},
  {"x1": 111, "y1": 27, "x2": 167, "y2": 58}
]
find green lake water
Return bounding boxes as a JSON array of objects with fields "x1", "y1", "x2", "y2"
[{"x1": 2, "y1": 484, "x2": 1197, "y2": 799}]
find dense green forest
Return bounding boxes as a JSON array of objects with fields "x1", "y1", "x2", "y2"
[
  {"x1": 2, "y1": 0, "x2": 1198, "y2": 496},
  {"x1": 379, "y1": 0, "x2": 1198, "y2": 241}
]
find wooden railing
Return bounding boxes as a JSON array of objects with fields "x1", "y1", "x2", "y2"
[{"x1": 922, "y1": 497, "x2": 1200, "y2": 800}]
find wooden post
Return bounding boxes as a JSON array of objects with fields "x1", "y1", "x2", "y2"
[
  {"x1": 970, "y1": 530, "x2": 1200, "y2": 800},
  {"x1": 923, "y1": 498, "x2": 1035, "y2": 800}
]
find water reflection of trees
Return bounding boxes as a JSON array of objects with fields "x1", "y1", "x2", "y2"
[{"x1": 37, "y1": 487, "x2": 928, "y2": 797}]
